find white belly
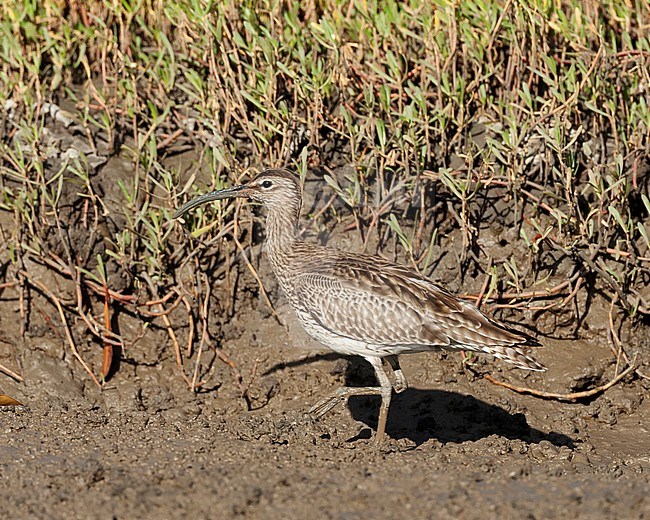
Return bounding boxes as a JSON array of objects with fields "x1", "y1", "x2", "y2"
[
  {"x1": 292, "y1": 308, "x2": 424, "y2": 358},
  {"x1": 293, "y1": 308, "x2": 370, "y2": 356}
]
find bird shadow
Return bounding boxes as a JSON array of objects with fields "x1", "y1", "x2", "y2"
[
  {"x1": 264, "y1": 355, "x2": 575, "y2": 449},
  {"x1": 262, "y1": 352, "x2": 343, "y2": 376},
  {"x1": 345, "y1": 356, "x2": 575, "y2": 448},
  {"x1": 346, "y1": 389, "x2": 574, "y2": 448}
]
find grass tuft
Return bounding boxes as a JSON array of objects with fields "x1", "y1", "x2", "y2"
[{"x1": 0, "y1": 0, "x2": 648, "y2": 386}]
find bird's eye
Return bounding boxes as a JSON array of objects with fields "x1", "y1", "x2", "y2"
[{"x1": 261, "y1": 180, "x2": 273, "y2": 189}]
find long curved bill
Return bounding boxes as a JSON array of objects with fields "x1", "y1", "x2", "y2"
[{"x1": 173, "y1": 185, "x2": 248, "y2": 219}]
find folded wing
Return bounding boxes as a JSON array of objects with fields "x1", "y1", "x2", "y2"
[{"x1": 293, "y1": 254, "x2": 540, "y2": 351}]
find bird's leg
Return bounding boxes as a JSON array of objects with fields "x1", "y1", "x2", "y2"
[
  {"x1": 384, "y1": 355, "x2": 408, "y2": 393},
  {"x1": 307, "y1": 357, "x2": 394, "y2": 444},
  {"x1": 368, "y1": 356, "x2": 393, "y2": 444}
]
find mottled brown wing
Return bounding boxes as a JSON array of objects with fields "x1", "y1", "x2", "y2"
[
  {"x1": 293, "y1": 253, "x2": 536, "y2": 349},
  {"x1": 293, "y1": 272, "x2": 450, "y2": 347}
]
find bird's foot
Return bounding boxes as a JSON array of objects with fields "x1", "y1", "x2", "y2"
[
  {"x1": 307, "y1": 386, "x2": 384, "y2": 420},
  {"x1": 384, "y1": 356, "x2": 409, "y2": 394},
  {"x1": 307, "y1": 388, "x2": 349, "y2": 419},
  {"x1": 391, "y1": 372, "x2": 409, "y2": 394}
]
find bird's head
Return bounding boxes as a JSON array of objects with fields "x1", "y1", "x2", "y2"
[{"x1": 173, "y1": 169, "x2": 302, "y2": 219}]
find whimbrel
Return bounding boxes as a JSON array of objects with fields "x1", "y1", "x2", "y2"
[{"x1": 174, "y1": 169, "x2": 545, "y2": 444}]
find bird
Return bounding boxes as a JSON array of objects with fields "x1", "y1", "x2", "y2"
[{"x1": 173, "y1": 168, "x2": 545, "y2": 444}]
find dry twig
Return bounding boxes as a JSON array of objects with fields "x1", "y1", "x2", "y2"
[
  {"x1": 484, "y1": 360, "x2": 636, "y2": 401},
  {"x1": 0, "y1": 362, "x2": 23, "y2": 383},
  {"x1": 21, "y1": 271, "x2": 101, "y2": 388}
]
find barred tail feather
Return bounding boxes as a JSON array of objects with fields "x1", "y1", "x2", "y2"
[{"x1": 479, "y1": 344, "x2": 546, "y2": 371}]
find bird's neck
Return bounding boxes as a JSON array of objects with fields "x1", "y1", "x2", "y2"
[{"x1": 263, "y1": 202, "x2": 301, "y2": 268}]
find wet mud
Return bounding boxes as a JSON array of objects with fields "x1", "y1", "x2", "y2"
[{"x1": 0, "y1": 119, "x2": 648, "y2": 520}]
